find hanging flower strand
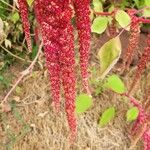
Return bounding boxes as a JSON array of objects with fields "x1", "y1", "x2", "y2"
[
  {"x1": 18, "y1": 0, "x2": 32, "y2": 51},
  {"x1": 74, "y1": 0, "x2": 91, "y2": 95}
]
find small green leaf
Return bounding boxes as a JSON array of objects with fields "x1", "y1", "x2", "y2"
[
  {"x1": 143, "y1": 8, "x2": 150, "y2": 17},
  {"x1": 145, "y1": 0, "x2": 150, "y2": 6},
  {"x1": 99, "y1": 107, "x2": 115, "y2": 127},
  {"x1": 98, "y1": 37, "x2": 121, "y2": 79},
  {"x1": 91, "y1": 16, "x2": 108, "y2": 34},
  {"x1": 27, "y1": 0, "x2": 34, "y2": 6},
  {"x1": 0, "y1": 75, "x2": 4, "y2": 80},
  {"x1": 126, "y1": 107, "x2": 139, "y2": 122},
  {"x1": 11, "y1": 12, "x2": 20, "y2": 23},
  {"x1": 75, "y1": 94, "x2": 92, "y2": 114},
  {"x1": 115, "y1": 10, "x2": 131, "y2": 29},
  {"x1": 133, "y1": 0, "x2": 140, "y2": 7},
  {"x1": 104, "y1": 75, "x2": 126, "y2": 94},
  {"x1": 93, "y1": 0, "x2": 103, "y2": 12}
]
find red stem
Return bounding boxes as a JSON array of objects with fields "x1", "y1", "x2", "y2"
[
  {"x1": 139, "y1": 18, "x2": 150, "y2": 24},
  {"x1": 94, "y1": 11, "x2": 113, "y2": 16}
]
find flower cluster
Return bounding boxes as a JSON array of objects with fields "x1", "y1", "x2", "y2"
[
  {"x1": 18, "y1": 0, "x2": 31, "y2": 51},
  {"x1": 33, "y1": 0, "x2": 78, "y2": 138},
  {"x1": 74, "y1": 0, "x2": 91, "y2": 94},
  {"x1": 129, "y1": 34, "x2": 150, "y2": 93},
  {"x1": 122, "y1": 10, "x2": 140, "y2": 71}
]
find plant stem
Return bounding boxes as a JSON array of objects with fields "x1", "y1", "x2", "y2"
[
  {"x1": 0, "y1": 45, "x2": 30, "y2": 62},
  {"x1": 1, "y1": 42, "x2": 43, "y2": 105}
]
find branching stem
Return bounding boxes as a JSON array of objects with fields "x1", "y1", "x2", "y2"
[{"x1": 1, "y1": 42, "x2": 43, "y2": 105}]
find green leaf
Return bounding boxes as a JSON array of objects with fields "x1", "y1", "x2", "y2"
[
  {"x1": 143, "y1": 8, "x2": 150, "y2": 17},
  {"x1": 145, "y1": 0, "x2": 150, "y2": 6},
  {"x1": 75, "y1": 94, "x2": 92, "y2": 114},
  {"x1": 27, "y1": 0, "x2": 34, "y2": 6},
  {"x1": 0, "y1": 75, "x2": 4, "y2": 80},
  {"x1": 11, "y1": 12, "x2": 20, "y2": 23},
  {"x1": 115, "y1": 10, "x2": 131, "y2": 29},
  {"x1": 104, "y1": 75, "x2": 126, "y2": 94},
  {"x1": 93, "y1": 0, "x2": 103, "y2": 12},
  {"x1": 99, "y1": 107, "x2": 115, "y2": 127},
  {"x1": 98, "y1": 37, "x2": 121, "y2": 79},
  {"x1": 126, "y1": 107, "x2": 139, "y2": 122},
  {"x1": 133, "y1": 0, "x2": 140, "y2": 7},
  {"x1": 91, "y1": 16, "x2": 108, "y2": 34}
]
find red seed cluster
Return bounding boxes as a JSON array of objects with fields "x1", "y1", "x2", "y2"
[
  {"x1": 123, "y1": 10, "x2": 140, "y2": 70},
  {"x1": 74, "y1": 0, "x2": 91, "y2": 94},
  {"x1": 34, "y1": 0, "x2": 77, "y2": 137},
  {"x1": 143, "y1": 130, "x2": 150, "y2": 150},
  {"x1": 129, "y1": 34, "x2": 150, "y2": 93},
  {"x1": 18, "y1": 0, "x2": 31, "y2": 51}
]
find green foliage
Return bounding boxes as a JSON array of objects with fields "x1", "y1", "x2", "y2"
[
  {"x1": 143, "y1": 0, "x2": 150, "y2": 17},
  {"x1": 99, "y1": 106, "x2": 115, "y2": 127},
  {"x1": 115, "y1": 10, "x2": 131, "y2": 29},
  {"x1": 92, "y1": 0, "x2": 103, "y2": 12},
  {"x1": 27, "y1": 0, "x2": 34, "y2": 7},
  {"x1": 11, "y1": 12, "x2": 20, "y2": 24},
  {"x1": 98, "y1": 37, "x2": 121, "y2": 79},
  {"x1": 126, "y1": 107, "x2": 139, "y2": 122},
  {"x1": 75, "y1": 94, "x2": 92, "y2": 114},
  {"x1": 91, "y1": 16, "x2": 108, "y2": 34},
  {"x1": 104, "y1": 75, "x2": 126, "y2": 94}
]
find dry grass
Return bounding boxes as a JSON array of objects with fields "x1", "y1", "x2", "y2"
[{"x1": 0, "y1": 69, "x2": 145, "y2": 150}]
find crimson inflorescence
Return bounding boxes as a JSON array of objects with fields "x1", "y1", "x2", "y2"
[
  {"x1": 33, "y1": 0, "x2": 78, "y2": 138},
  {"x1": 127, "y1": 94, "x2": 150, "y2": 150},
  {"x1": 18, "y1": 0, "x2": 32, "y2": 51},
  {"x1": 122, "y1": 10, "x2": 140, "y2": 71},
  {"x1": 74, "y1": 0, "x2": 91, "y2": 95},
  {"x1": 17, "y1": 0, "x2": 91, "y2": 139},
  {"x1": 129, "y1": 34, "x2": 150, "y2": 93}
]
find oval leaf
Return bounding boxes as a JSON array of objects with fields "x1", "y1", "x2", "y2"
[
  {"x1": 104, "y1": 75, "x2": 126, "y2": 94},
  {"x1": 93, "y1": 0, "x2": 103, "y2": 12},
  {"x1": 75, "y1": 94, "x2": 92, "y2": 114},
  {"x1": 98, "y1": 37, "x2": 121, "y2": 79},
  {"x1": 115, "y1": 10, "x2": 131, "y2": 29},
  {"x1": 143, "y1": 8, "x2": 150, "y2": 17},
  {"x1": 126, "y1": 107, "x2": 139, "y2": 122},
  {"x1": 145, "y1": 0, "x2": 150, "y2": 6},
  {"x1": 99, "y1": 107, "x2": 115, "y2": 127},
  {"x1": 92, "y1": 16, "x2": 108, "y2": 34},
  {"x1": 11, "y1": 12, "x2": 20, "y2": 23}
]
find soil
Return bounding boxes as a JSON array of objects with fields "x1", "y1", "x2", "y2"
[{"x1": 0, "y1": 31, "x2": 149, "y2": 150}]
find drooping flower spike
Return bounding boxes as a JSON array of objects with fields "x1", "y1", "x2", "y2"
[
  {"x1": 34, "y1": 0, "x2": 77, "y2": 139},
  {"x1": 122, "y1": 9, "x2": 140, "y2": 71},
  {"x1": 74, "y1": 0, "x2": 91, "y2": 95},
  {"x1": 129, "y1": 34, "x2": 150, "y2": 94},
  {"x1": 18, "y1": 0, "x2": 32, "y2": 51}
]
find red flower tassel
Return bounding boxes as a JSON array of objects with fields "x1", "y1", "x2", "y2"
[
  {"x1": 34, "y1": 0, "x2": 61, "y2": 111},
  {"x1": 18, "y1": 0, "x2": 32, "y2": 51},
  {"x1": 122, "y1": 10, "x2": 140, "y2": 71},
  {"x1": 34, "y1": 0, "x2": 77, "y2": 138},
  {"x1": 74, "y1": 0, "x2": 91, "y2": 95},
  {"x1": 129, "y1": 34, "x2": 150, "y2": 93}
]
